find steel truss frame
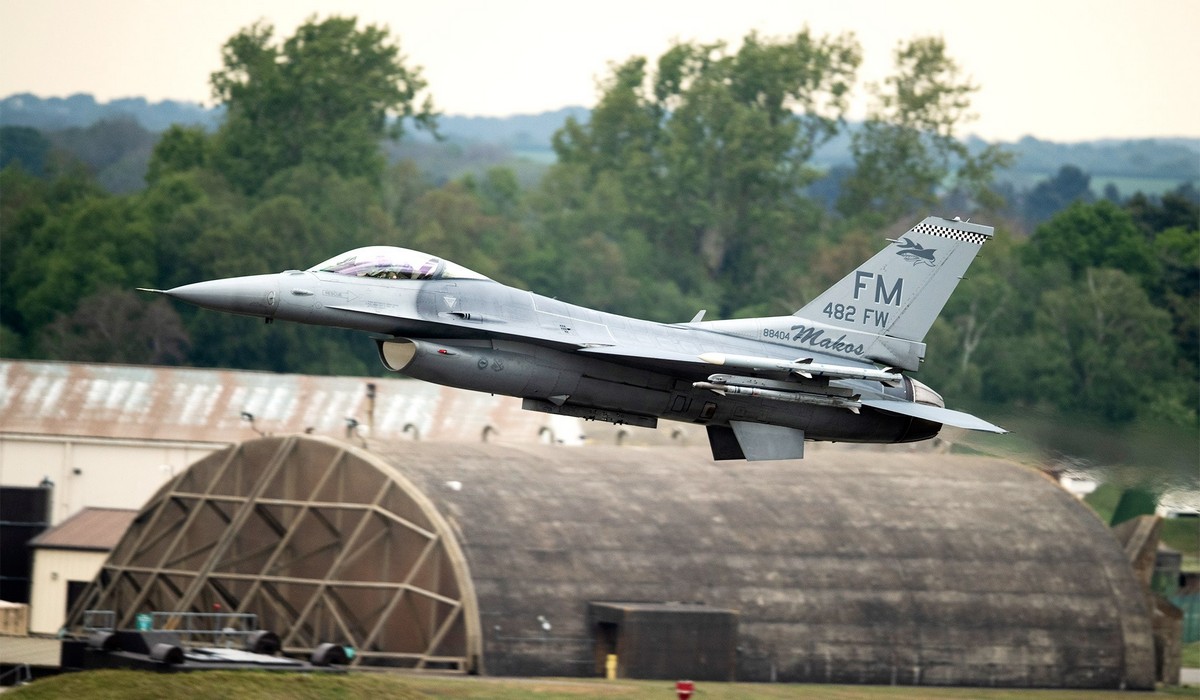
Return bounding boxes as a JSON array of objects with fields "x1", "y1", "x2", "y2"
[{"x1": 67, "y1": 436, "x2": 482, "y2": 671}]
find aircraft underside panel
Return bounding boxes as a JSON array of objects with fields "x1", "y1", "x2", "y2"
[
  {"x1": 728, "y1": 421, "x2": 806, "y2": 461},
  {"x1": 522, "y1": 399, "x2": 658, "y2": 429}
]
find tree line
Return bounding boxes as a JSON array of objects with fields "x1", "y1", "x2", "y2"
[{"x1": 1, "y1": 16, "x2": 1195, "y2": 428}]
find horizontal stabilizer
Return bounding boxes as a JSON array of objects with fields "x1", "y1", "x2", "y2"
[{"x1": 860, "y1": 399, "x2": 1007, "y2": 434}]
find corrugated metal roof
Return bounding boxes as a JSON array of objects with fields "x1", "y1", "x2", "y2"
[
  {"x1": 28, "y1": 507, "x2": 138, "y2": 551},
  {"x1": 0, "y1": 360, "x2": 566, "y2": 445}
]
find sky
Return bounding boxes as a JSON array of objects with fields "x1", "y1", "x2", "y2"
[{"x1": 1, "y1": 0, "x2": 1197, "y2": 143}]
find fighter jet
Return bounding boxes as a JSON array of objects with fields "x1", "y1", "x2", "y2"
[{"x1": 142, "y1": 215, "x2": 1005, "y2": 460}]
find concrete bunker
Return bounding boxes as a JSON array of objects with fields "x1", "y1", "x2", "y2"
[{"x1": 70, "y1": 435, "x2": 1155, "y2": 688}]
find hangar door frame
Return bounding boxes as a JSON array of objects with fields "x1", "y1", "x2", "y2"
[{"x1": 67, "y1": 436, "x2": 482, "y2": 671}]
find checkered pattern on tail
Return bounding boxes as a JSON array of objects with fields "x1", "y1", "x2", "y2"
[{"x1": 909, "y1": 221, "x2": 990, "y2": 246}]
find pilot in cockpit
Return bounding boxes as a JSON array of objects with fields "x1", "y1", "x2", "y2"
[{"x1": 309, "y1": 246, "x2": 489, "y2": 282}]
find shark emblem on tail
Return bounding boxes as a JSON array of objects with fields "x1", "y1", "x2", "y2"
[{"x1": 896, "y1": 238, "x2": 936, "y2": 266}]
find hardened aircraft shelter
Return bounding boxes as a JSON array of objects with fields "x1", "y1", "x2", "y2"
[{"x1": 69, "y1": 435, "x2": 1155, "y2": 688}]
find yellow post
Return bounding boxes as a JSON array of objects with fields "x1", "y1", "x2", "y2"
[{"x1": 605, "y1": 653, "x2": 618, "y2": 679}]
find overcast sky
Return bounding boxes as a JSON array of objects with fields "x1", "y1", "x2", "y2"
[{"x1": 2, "y1": 0, "x2": 1197, "y2": 142}]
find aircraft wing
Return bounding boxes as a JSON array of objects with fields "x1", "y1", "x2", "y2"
[
  {"x1": 576, "y1": 344, "x2": 704, "y2": 364},
  {"x1": 859, "y1": 398, "x2": 1008, "y2": 433},
  {"x1": 580, "y1": 345, "x2": 1006, "y2": 434},
  {"x1": 575, "y1": 344, "x2": 717, "y2": 378}
]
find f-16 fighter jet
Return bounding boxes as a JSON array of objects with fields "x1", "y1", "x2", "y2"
[{"x1": 143, "y1": 215, "x2": 1005, "y2": 460}]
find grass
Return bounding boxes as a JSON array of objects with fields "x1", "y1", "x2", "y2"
[
  {"x1": 1184, "y1": 642, "x2": 1200, "y2": 668},
  {"x1": 6, "y1": 669, "x2": 424, "y2": 700},
  {"x1": 1162, "y1": 518, "x2": 1200, "y2": 570},
  {"x1": 1083, "y1": 484, "x2": 1200, "y2": 570},
  {"x1": 7, "y1": 670, "x2": 1198, "y2": 700}
]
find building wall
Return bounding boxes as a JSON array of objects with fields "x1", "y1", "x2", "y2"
[
  {"x1": 0, "y1": 435, "x2": 221, "y2": 524},
  {"x1": 29, "y1": 549, "x2": 107, "y2": 634}
]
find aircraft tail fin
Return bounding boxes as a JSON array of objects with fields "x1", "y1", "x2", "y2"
[{"x1": 795, "y1": 216, "x2": 993, "y2": 343}]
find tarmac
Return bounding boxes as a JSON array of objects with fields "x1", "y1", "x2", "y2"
[{"x1": 0, "y1": 635, "x2": 60, "y2": 667}]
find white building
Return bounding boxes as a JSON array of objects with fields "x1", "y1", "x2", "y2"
[{"x1": 26, "y1": 508, "x2": 137, "y2": 635}]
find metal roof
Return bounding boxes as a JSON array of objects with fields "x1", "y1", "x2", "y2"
[
  {"x1": 0, "y1": 360, "x2": 566, "y2": 446},
  {"x1": 28, "y1": 507, "x2": 138, "y2": 551}
]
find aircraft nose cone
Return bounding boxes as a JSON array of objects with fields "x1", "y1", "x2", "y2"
[{"x1": 165, "y1": 274, "x2": 280, "y2": 318}]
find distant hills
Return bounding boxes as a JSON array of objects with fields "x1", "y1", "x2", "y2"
[
  {"x1": 0, "y1": 92, "x2": 223, "y2": 132},
  {"x1": 0, "y1": 92, "x2": 584, "y2": 155},
  {"x1": 2, "y1": 93, "x2": 1197, "y2": 194}
]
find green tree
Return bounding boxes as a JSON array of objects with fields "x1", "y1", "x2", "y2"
[
  {"x1": 2, "y1": 163, "x2": 109, "y2": 348},
  {"x1": 42, "y1": 118, "x2": 157, "y2": 194},
  {"x1": 838, "y1": 37, "x2": 1010, "y2": 222},
  {"x1": 0, "y1": 165, "x2": 51, "y2": 353},
  {"x1": 135, "y1": 168, "x2": 246, "y2": 289},
  {"x1": 1023, "y1": 165, "x2": 1094, "y2": 225},
  {"x1": 146, "y1": 125, "x2": 210, "y2": 185},
  {"x1": 1027, "y1": 268, "x2": 1178, "y2": 421},
  {"x1": 1151, "y1": 225, "x2": 1199, "y2": 415},
  {"x1": 209, "y1": 15, "x2": 438, "y2": 195},
  {"x1": 1025, "y1": 200, "x2": 1158, "y2": 284},
  {"x1": 15, "y1": 196, "x2": 156, "y2": 331},
  {"x1": 1125, "y1": 183, "x2": 1200, "y2": 236},
  {"x1": 540, "y1": 30, "x2": 861, "y2": 317},
  {"x1": 38, "y1": 289, "x2": 189, "y2": 364},
  {"x1": 0, "y1": 126, "x2": 53, "y2": 177}
]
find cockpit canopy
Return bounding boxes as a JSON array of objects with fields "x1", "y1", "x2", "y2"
[{"x1": 308, "y1": 246, "x2": 490, "y2": 282}]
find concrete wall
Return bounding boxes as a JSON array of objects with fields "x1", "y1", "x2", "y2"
[
  {"x1": 375, "y1": 441, "x2": 1157, "y2": 689},
  {"x1": 0, "y1": 435, "x2": 220, "y2": 524},
  {"x1": 28, "y1": 549, "x2": 107, "y2": 634}
]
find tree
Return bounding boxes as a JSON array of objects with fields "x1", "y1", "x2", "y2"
[
  {"x1": 14, "y1": 196, "x2": 156, "y2": 330},
  {"x1": 838, "y1": 37, "x2": 1010, "y2": 222},
  {"x1": 1023, "y1": 165, "x2": 1094, "y2": 225},
  {"x1": 1028, "y1": 268, "x2": 1178, "y2": 421},
  {"x1": 539, "y1": 30, "x2": 861, "y2": 317},
  {"x1": 209, "y1": 16, "x2": 438, "y2": 194},
  {"x1": 146, "y1": 125, "x2": 210, "y2": 184},
  {"x1": 1025, "y1": 200, "x2": 1157, "y2": 284},
  {"x1": 2, "y1": 163, "x2": 110, "y2": 347},
  {"x1": 38, "y1": 289, "x2": 189, "y2": 364},
  {"x1": 1125, "y1": 183, "x2": 1200, "y2": 237},
  {"x1": 0, "y1": 126, "x2": 53, "y2": 177}
]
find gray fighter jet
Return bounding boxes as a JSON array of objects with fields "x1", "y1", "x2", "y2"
[{"x1": 142, "y1": 215, "x2": 1006, "y2": 460}]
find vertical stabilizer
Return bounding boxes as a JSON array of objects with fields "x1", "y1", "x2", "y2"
[{"x1": 795, "y1": 217, "x2": 993, "y2": 343}]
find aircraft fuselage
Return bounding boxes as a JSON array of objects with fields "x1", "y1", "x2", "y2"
[{"x1": 172, "y1": 270, "x2": 937, "y2": 445}]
